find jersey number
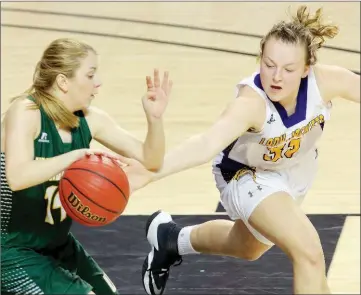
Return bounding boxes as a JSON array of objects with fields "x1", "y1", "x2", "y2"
[
  {"x1": 44, "y1": 185, "x2": 67, "y2": 225},
  {"x1": 263, "y1": 138, "x2": 301, "y2": 162}
]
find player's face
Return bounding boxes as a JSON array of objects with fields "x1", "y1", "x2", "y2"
[
  {"x1": 67, "y1": 50, "x2": 102, "y2": 110},
  {"x1": 259, "y1": 37, "x2": 309, "y2": 105}
]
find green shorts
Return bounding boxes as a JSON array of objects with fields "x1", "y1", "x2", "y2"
[{"x1": 1, "y1": 233, "x2": 118, "y2": 295}]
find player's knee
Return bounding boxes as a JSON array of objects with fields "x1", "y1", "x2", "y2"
[
  {"x1": 224, "y1": 240, "x2": 266, "y2": 261},
  {"x1": 238, "y1": 248, "x2": 264, "y2": 261},
  {"x1": 228, "y1": 220, "x2": 270, "y2": 261},
  {"x1": 290, "y1": 239, "x2": 325, "y2": 268},
  {"x1": 229, "y1": 242, "x2": 269, "y2": 261}
]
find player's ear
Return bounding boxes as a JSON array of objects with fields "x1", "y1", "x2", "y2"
[{"x1": 55, "y1": 74, "x2": 69, "y2": 92}]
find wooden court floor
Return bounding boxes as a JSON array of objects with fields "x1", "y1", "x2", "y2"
[{"x1": 1, "y1": 2, "x2": 360, "y2": 294}]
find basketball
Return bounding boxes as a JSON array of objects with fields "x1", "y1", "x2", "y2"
[{"x1": 59, "y1": 155, "x2": 130, "y2": 227}]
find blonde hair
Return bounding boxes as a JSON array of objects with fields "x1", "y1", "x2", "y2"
[
  {"x1": 259, "y1": 5, "x2": 339, "y2": 65},
  {"x1": 11, "y1": 38, "x2": 96, "y2": 128}
]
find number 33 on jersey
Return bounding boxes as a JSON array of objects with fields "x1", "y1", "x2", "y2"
[{"x1": 213, "y1": 68, "x2": 331, "y2": 172}]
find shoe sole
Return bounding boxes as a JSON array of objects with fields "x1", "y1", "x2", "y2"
[{"x1": 142, "y1": 251, "x2": 155, "y2": 295}]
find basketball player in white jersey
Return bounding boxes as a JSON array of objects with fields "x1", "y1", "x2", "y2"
[{"x1": 119, "y1": 6, "x2": 360, "y2": 294}]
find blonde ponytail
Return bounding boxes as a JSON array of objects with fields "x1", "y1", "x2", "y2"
[{"x1": 260, "y1": 5, "x2": 339, "y2": 65}]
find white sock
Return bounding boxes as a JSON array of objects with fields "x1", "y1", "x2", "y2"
[{"x1": 177, "y1": 226, "x2": 199, "y2": 255}]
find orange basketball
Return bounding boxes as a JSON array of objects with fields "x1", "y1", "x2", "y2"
[{"x1": 59, "y1": 155, "x2": 130, "y2": 227}]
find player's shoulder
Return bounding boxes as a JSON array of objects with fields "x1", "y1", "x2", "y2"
[
  {"x1": 237, "y1": 84, "x2": 264, "y2": 99},
  {"x1": 313, "y1": 63, "x2": 345, "y2": 74},
  {"x1": 236, "y1": 84, "x2": 267, "y2": 112},
  {"x1": 6, "y1": 96, "x2": 40, "y2": 121},
  {"x1": 83, "y1": 106, "x2": 112, "y2": 135},
  {"x1": 313, "y1": 63, "x2": 356, "y2": 82},
  {"x1": 231, "y1": 84, "x2": 267, "y2": 132},
  {"x1": 235, "y1": 71, "x2": 267, "y2": 103},
  {"x1": 312, "y1": 63, "x2": 352, "y2": 102},
  {"x1": 3, "y1": 96, "x2": 41, "y2": 139}
]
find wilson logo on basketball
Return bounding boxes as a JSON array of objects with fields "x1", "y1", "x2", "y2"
[{"x1": 67, "y1": 192, "x2": 106, "y2": 223}]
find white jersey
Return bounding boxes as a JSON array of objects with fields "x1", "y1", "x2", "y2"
[{"x1": 213, "y1": 67, "x2": 332, "y2": 179}]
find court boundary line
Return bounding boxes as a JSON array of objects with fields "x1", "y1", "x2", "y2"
[
  {"x1": 2, "y1": 7, "x2": 360, "y2": 55},
  {"x1": 2, "y1": 23, "x2": 360, "y2": 76}
]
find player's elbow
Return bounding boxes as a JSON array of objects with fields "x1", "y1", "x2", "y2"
[
  {"x1": 5, "y1": 163, "x2": 28, "y2": 191},
  {"x1": 141, "y1": 145, "x2": 165, "y2": 172},
  {"x1": 6, "y1": 172, "x2": 23, "y2": 191},
  {"x1": 140, "y1": 151, "x2": 164, "y2": 171},
  {"x1": 144, "y1": 159, "x2": 163, "y2": 172}
]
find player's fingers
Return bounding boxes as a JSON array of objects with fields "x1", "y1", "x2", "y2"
[
  {"x1": 146, "y1": 76, "x2": 153, "y2": 90},
  {"x1": 161, "y1": 71, "x2": 169, "y2": 91},
  {"x1": 115, "y1": 154, "x2": 134, "y2": 165},
  {"x1": 86, "y1": 150, "x2": 120, "y2": 161},
  {"x1": 154, "y1": 68, "x2": 160, "y2": 88},
  {"x1": 103, "y1": 154, "x2": 122, "y2": 161},
  {"x1": 146, "y1": 90, "x2": 156, "y2": 101},
  {"x1": 167, "y1": 80, "x2": 173, "y2": 96}
]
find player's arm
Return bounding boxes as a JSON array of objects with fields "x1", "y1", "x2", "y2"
[
  {"x1": 152, "y1": 93, "x2": 265, "y2": 181},
  {"x1": 4, "y1": 100, "x2": 86, "y2": 191},
  {"x1": 86, "y1": 106, "x2": 164, "y2": 171},
  {"x1": 315, "y1": 64, "x2": 360, "y2": 103}
]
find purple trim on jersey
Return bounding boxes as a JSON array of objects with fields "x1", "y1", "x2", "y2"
[
  {"x1": 254, "y1": 74, "x2": 308, "y2": 128},
  {"x1": 216, "y1": 140, "x2": 252, "y2": 183}
]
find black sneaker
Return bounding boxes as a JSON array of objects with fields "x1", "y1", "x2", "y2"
[{"x1": 142, "y1": 210, "x2": 183, "y2": 295}]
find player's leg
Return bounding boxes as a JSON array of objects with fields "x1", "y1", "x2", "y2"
[
  {"x1": 186, "y1": 167, "x2": 273, "y2": 259},
  {"x1": 60, "y1": 233, "x2": 118, "y2": 295},
  {"x1": 142, "y1": 213, "x2": 272, "y2": 295},
  {"x1": 189, "y1": 217, "x2": 271, "y2": 260},
  {"x1": 142, "y1": 165, "x2": 324, "y2": 295},
  {"x1": 176, "y1": 190, "x2": 330, "y2": 294},
  {"x1": 141, "y1": 171, "x2": 273, "y2": 295},
  {"x1": 248, "y1": 191, "x2": 329, "y2": 294},
  {"x1": 1, "y1": 246, "x2": 93, "y2": 295}
]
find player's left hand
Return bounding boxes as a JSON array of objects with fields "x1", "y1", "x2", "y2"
[{"x1": 142, "y1": 69, "x2": 173, "y2": 119}]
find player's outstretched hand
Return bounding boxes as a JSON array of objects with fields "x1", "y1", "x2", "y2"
[
  {"x1": 142, "y1": 68, "x2": 173, "y2": 120},
  {"x1": 116, "y1": 155, "x2": 154, "y2": 194}
]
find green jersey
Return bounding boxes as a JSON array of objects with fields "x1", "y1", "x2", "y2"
[{"x1": 1, "y1": 98, "x2": 92, "y2": 251}]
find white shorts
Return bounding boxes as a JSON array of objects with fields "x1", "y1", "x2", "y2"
[{"x1": 213, "y1": 155, "x2": 318, "y2": 246}]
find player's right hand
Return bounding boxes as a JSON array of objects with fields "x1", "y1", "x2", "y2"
[{"x1": 75, "y1": 148, "x2": 123, "y2": 162}]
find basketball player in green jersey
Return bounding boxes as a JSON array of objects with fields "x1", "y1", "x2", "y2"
[{"x1": 1, "y1": 38, "x2": 173, "y2": 295}]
